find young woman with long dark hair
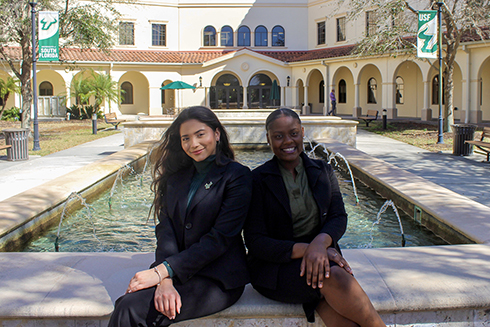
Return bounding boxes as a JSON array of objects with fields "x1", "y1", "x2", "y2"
[{"x1": 109, "y1": 106, "x2": 252, "y2": 327}]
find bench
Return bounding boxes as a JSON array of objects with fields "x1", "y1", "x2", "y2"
[
  {"x1": 0, "y1": 145, "x2": 12, "y2": 151},
  {"x1": 104, "y1": 112, "x2": 126, "y2": 130},
  {"x1": 465, "y1": 126, "x2": 490, "y2": 162},
  {"x1": 359, "y1": 110, "x2": 379, "y2": 127}
]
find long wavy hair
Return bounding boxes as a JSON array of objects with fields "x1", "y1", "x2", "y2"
[{"x1": 149, "y1": 106, "x2": 234, "y2": 221}]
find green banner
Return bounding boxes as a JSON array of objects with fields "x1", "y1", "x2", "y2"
[
  {"x1": 417, "y1": 10, "x2": 438, "y2": 59},
  {"x1": 39, "y1": 11, "x2": 59, "y2": 62}
]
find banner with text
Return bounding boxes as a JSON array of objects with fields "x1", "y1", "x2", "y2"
[
  {"x1": 417, "y1": 10, "x2": 438, "y2": 59},
  {"x1": 39, "y1": 11, "x2": 59, "y2": 61}
]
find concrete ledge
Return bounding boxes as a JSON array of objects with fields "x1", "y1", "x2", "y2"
[{"x1": 1, "y1": 245, "x2": 490, "y2": 326}]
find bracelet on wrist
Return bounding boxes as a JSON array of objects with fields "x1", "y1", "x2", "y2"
[{"x1": 154, "y1": 266, "x2": 162, "y2": 285}]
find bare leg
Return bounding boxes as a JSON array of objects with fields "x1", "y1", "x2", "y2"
[
  {"x1": 319, "y1": 266, "x2": 386, "y2": 327},
  {"x1": 316, "y1": 298, "x2": 359, "y2": 327}
]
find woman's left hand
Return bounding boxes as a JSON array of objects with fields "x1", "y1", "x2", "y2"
[{"x1": 126, "y1": 268, "x2": 162, "y2": 294}]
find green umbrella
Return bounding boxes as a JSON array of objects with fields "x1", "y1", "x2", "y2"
[
  {"x1": 269, "y1": 80, "x2": 280, "y2": 106},
  {"x1": 160, "y1": 81, "x2": 196, "y2": 90}
]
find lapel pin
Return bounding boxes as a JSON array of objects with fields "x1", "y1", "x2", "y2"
[{"x1": 205, "y1": 182, "x2": 213, "y2": 190}]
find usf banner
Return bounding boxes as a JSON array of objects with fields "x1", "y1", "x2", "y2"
[
  {"x1": 417, "y1": 10, "x2": 438, "y2": 59},
  {"x1": 39, "y1": 11, "x2": 59, "y2": 61}
]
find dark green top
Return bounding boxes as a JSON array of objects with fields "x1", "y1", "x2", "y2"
[
  {"x1": 278, "y1": 156, "x2": 320, "y2": 238},
  {"x1": 187, "y1": 155, "x2": 216, "y2": 209}
]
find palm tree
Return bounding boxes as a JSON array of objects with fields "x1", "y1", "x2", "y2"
[
  {"x1": 86, "y1": 69, "x2": 122, "y2": 114},
  {"x1": 0, "y1": 77, "x2": 21, "y2": 120},
  {"x1": 70, "y1": 73, "x2": 92, "y2": 109}
]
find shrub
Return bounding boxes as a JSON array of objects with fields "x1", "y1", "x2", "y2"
[{"x1": 1, "y1": 107, "x2": 21, "y2": 121}]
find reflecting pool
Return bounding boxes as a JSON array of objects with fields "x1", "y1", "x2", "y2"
[{"x1": 23, "y1": 149, "x2": 447, "y2": 252}]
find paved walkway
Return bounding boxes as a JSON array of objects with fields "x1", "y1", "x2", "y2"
[
  {"x1": 0, "y1": 132, "x2": 125, "y2": 202},
  {"x1": 356, "y1": 129, "x2": 490, "y2": 209}
]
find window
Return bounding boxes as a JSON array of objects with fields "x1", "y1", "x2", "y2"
[
  {"x1": 203, "y1": 26, "x2": 216, "y2": 46},
  {"x1": 39, "y1": 81, "x2": 53, "y2": 96},
  {"x1": 317, "y1": 21, "x2": 326, "y2": 45},
  {"x1": 368, "y1": 78, "x2": 377, "y2": 104},
  {"x1": 395, "y1": 76, "x2": 404, "y2": 104},
  {"x1": 319, "y1": 80, "x2": 325, "y2": 103},
  {"x1": 152, "y1": 24, "x2": 166, "y2": 46},
  {"x1": 237, "y1": 26, "x2": 250, "y2": 46},
  {"x1": 432, "y1": 75, "x2": 445, "y2": 105},
  {"x1": 255, "y1": 25, "x2": 268, "y2": 47},
  {"x1": 119, "y1": 22, "x2": 134, "y2": 45},
  {"x1": 271, "y1": 25, "x2": 285, "y2": 47},
  {"x1": 121, "y1": 82, "x2": 133, "y2": 104},
  {"x1": 161, "y1": 82, "x2": 165, "y2": 105},
  {"x1": 366, "y1": 11, "x2": 377, "y2": 37},
  {"x1": 339, "y1": 79, "x2": 347, "y2": 103},
  {"x1": 337, "y1": 17, "x2": 346, "y2": 42},
  {"x1": 220, "y1": 26, "x2": 233, "y2": 47}
]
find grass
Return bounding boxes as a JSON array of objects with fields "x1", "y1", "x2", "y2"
[{"x1": 0, "y1": 120, "x2": 120, "y2": 156}]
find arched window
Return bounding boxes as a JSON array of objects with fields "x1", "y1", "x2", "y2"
[
  {"x1": 319, "y1": 80, "x2": 325, "y2": 103},
  {"x1": 432, "y1": 75, "x2": 445, "y2": 105},
  {"x1": 395, "y1": 76, "x2": 404, "y2": 104},
  {"x1": 248, "y1": 73, "x2": 274, "y2": 108},
  {"x1": 237, "y1": 26, "x2": 250, "y2": 46},
  {"x1": 367, "y1": 78, "x2": 377, "y2": 104},
  {"x1": 339, "y1": 79, "x2": 347, "y2": 103},
  {"x1": 203, "y1": 26, "x2": 216, "y2": 46},
  {"x1": 254, "y1": 25, "x2": 268, "y2": 47},
  {"x1": 39, "y1": 81, "x2": 53, "y2": 96},
  {"x1": 271, "y1": 25, "x2": 285, "y2": 47},
  {"x1": 220, "y1": 26, "x2": 233, "y2": 47},
  {"x1": 121, "y1": 81, "x2": 133, "y2": 104}
]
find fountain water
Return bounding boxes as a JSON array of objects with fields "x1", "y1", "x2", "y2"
[
  {"x1": 55, "y1": 192, "x2": 99, "y2": 252},
  {"x1": 369, "y1": 199, "x2": 406, "y2": 248},
  {"x1": 108, "y1": 164, "x2": 137, "y2": 210}
]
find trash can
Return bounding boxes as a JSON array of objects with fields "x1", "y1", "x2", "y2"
[
  {"x1": 452, "y1": 124, "x2": 476, "y2": 156},
  {"x1": 3, "y1": 128, "x2": 29, "y2": 161}
]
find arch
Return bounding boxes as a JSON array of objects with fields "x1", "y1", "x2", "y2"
[
  {"x1": 306, "y1": 69, "x2": 324, "y2": 114},
  {"x1": 121, "y1": 82, "x2": 133, "y2": 104},
  {"x1": 254, "y1": 25, "x2": 268, "y2": 47},
  {"x1": 431, "y1": 75, "x2": 444, "y2": 105},
  {"x1": 358, "y1": 64, "x2": 382, "y2": 110},
  {"x1": 331, "y1": 66, "x2": 354, "y2": 115},
  {"x1": 237, "y1": 26, "x2": 250, "y2": 47},
  {"x1": 297, "y1": 79, "x2": 305, "y2": 110},
  {"x1": 271, "y1": 25, "x2": 285, "y2": 47},
  {"x1": 248, "y1": 72, "x2": 279, "y2": 108},
  {"x1": 393, "y1": 61, "x2": 423, "y2": 117},
  {"x1": 319, "y1": 80, "x2": 325, "y2": 103},
  {"x1": 119, "y1": 71, "x2": 149, "y2": 115},
  {"x1": 220, "y1": 26, "x2": 234, "y2": 47},
  {"x1": 203, "y1": 25, "x2": 216, "y2": 46},
  {"x1": 39, "y1": 81, "x2": 53, "y2": 96},
  {"x1": 478, "y1": 55, "x2": 490, "y2": 121},
  {"x1": 210, "y1": 73, "x2": 243, "y2": 109}
]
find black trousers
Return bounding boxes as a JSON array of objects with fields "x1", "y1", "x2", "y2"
[{"x1": 108, "y1": 276, "x2": 244, "y2": 327}]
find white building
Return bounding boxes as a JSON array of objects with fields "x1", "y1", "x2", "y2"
[{"x1": 2, "y1": 0, "x2": 490, "y2": 122}]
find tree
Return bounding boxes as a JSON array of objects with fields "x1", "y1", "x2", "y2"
[
  {"x1": 0, "y1": 76, "x2": 21, "y2": 120},
  {"x1": 342, "y1": 0, "x2": 490, "y2": 131},
  {"x1": 0, "y1": 0, "x2": 124, "y2": 129},
  {"x1": 86, "y1": 68, "x2": 122, "y2": 113}
]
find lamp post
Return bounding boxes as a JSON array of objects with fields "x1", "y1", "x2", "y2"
[
  {"x1": 30, "y1": 0, "x2": 41, "y2": 151},
  {"x1": 437, "y1": 1, "x2": 444, "y2": 144}
]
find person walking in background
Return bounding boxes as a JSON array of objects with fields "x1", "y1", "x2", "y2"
[
  {"x1": 328, "y1": 89, "x2": 336, "y2": 115},
  {"x1": 108, "y1": 106, "x2": 252, "y2": 327},
  {"x1": 244, "y1": 108, "x2": 386, "y2": 327}
]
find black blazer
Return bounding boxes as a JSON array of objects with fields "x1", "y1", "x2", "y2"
[
  {"x1": 152, "y1": 159, "x2": 252, "y2": 290},
  {"x1": 244, "y1": 152, "x2": 347, "y2": 290}
]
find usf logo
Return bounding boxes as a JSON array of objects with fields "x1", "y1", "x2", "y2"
[
  {"x1": 40, "y1": 16, "x2": 58, "y2": 31},
  {"x1": 417, "y1": 10, "x2": 438, "y2": 59}
]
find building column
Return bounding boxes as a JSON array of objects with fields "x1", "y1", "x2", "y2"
[
  {"x1": 149, "y1": 86, "x2": 163, "y2": 116},
  {"x1": 281, "y1": 86, "x2": 286, "y2": 107},
  {"x1": 353, "y1": 83, "x2": 361, "y2": 117},
  {"x1": 421, "y1": 80, "x2": 432, "y2": 121},
  {"x1": 382, "y1": 82, "x2": 397, "y2": 119},
  {"x1": 242, "y1": 86, "x2": 248, "y2": 109},
  {"x1": 302, "y1": 85, "x2": 309, "y2": 115},
  {"x1": 205, "y1": 87, "x2": 210, "y2": 108}
]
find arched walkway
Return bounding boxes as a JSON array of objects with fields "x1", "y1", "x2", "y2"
[{"x1": 119, "y1": 72, "x2": 150, "y2": 115}]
